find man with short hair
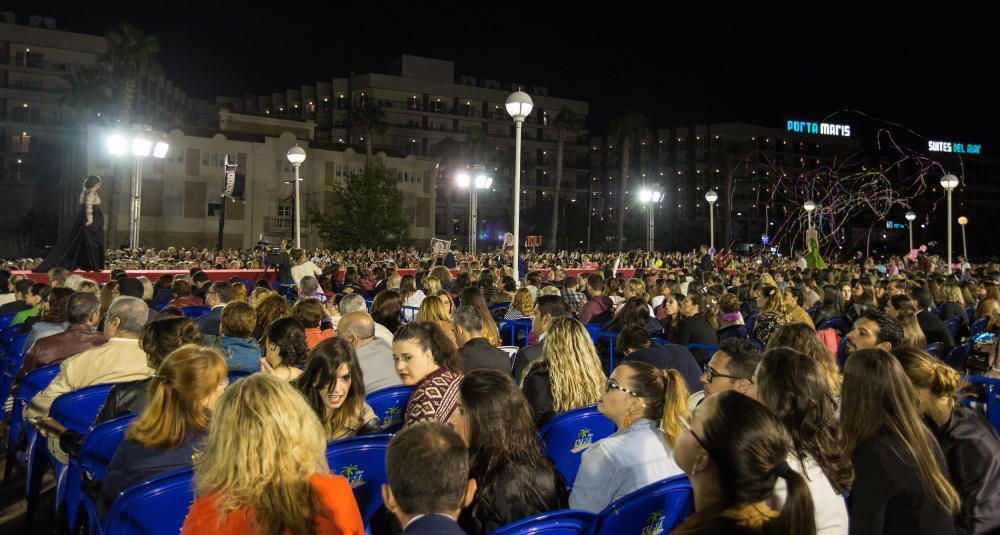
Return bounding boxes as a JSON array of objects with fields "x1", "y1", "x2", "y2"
[
  {"x1": 699, "y1": 338, "x2": 761, "y2": 397},
  {"x1": 382, "y1": 422, "x2": 476, "y2": 535},
  {"x1": 560, "y1": 276, "x2": 586, "y2": 315},
  {"x1": 191, "y1": 270, "x2": 212, "y2": 301},
  {"x1": 513, "y1": 295, "x2": 568, "y2": 381},
  {"x1": 15, "y1": 292, "x2": 107, "y2": 384},
  {"x1": 453, "y1": 305, "x2": 511, "y2": 373},
  {"x1": 0, "y1": 278, "x2": 35, "y2": 316},
  {"x1": 579, "y1": 276, "x2": 613, "y2": 325},
  {"x1": 13, "y1": 282, "x2": 47, "y2": 326},
  {"x1": 118, "y1": 276, "x2": 159, "y2": 324},
  {"x1": 26, "y1": 296, "x2": 153, "y2": 420},
  {"x1": 912, "y1": 286, "x2": 954, "y2": 354},
  {"x1": 620, "y1": 326, "x2": 702, "y2": 394},
  {"x1": 338, "y1": 311, "x2": 401, "y2": 393},
  {"x1": 195, "y1": 281, "x2": 234, "y2": 336},
  {"x1": 845, "y1": 309, "x2": 904, "y2": 354},
  {"x1": 339, "y1": 293, "x2": 394, "y2": 343}
]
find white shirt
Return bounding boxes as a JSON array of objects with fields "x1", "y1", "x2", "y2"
[
  {"x1": 770, "y1": 454, "x2": 849, "y2": 535},
  {"x1": 291, "y1": 261, "x2": 323, "y2": 287}
]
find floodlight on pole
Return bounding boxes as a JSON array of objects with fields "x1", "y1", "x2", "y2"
[
  {"x1": 704, "y1": 190, "x2": 718, "y2": 250},
  {"x1": 287, "y1": 145, "x2": 307, "y2": 248},
  {"x1": 940, "y1": 173, "x2": 959, "y2": 269},
  {"x1": 506, "y1": 90, "x2": 534, "y2": 281},
  {"x1": 905, "y1": 211, "x2": 917, "y2": 250}
]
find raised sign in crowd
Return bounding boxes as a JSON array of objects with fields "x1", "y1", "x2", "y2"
[{"x1": 0, "y1": 243, "x2": 998, "y2": 535}]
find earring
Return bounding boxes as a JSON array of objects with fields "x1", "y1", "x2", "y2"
[{"x1": 623, "y1": 412, "x2": 633, "y2": 428}]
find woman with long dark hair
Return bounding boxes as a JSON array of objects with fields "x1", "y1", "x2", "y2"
[
  {"x1": 34, "y1": 175, "x2": 105, "y2": 272},
  {"x1": 812, "y1": 284, "x2": 845, "y2": 326},
  {"x1": 394, "y1": 321, "x2": 464, "y2": 427},
  {"x1": 453, "y1": 370, "x2": 567, "y2": 534},
  {"x1": 370, "y1": 289, "x2": 403, "y2": 335},
  {"x1": 294, "y1": 337, "x2": 379, "y2": 441}
]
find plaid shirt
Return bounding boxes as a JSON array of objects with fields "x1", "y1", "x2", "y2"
[{"x1": 562, "y1": 288, "x2": 587, "y2": 313}]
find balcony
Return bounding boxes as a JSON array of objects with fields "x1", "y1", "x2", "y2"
[{"x1": 264, "y1": 216, "x2": 311, "y2": 234}]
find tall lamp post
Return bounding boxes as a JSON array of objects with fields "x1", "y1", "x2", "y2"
[
  {"x1": 106, "y1": 131, "x2": 169, "y2": 250},
  {"x1": 803, "y1": 200, "x2": 817, "y2": 253},
  {"x1": 506, "y1": 90, "x2": 533, "y2": 281},
  {"x1": 940, "y1": 174, "x2": 959, "y2": 269},
  {"x1": 958, "y1": 216, "x2": 969, "y2": 261},
  {"x1": 286, "y1": 145, "x2": 307, "y2": 248},
  {"x1": 639, "y1": 189, "x2": 663, "y2": 252},
  {"x1": 704, "y1": 190, "x2": 718, "y2": 251},
  {"x1": 456, "y1": 167, "x2": 492, "y2": 255},
  {"x1": 905, "y1": 211, "x2": 917, "y2": 251}
]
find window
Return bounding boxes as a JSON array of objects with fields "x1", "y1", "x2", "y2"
[
  {"x1": 202, "y1": 151, "x2": 210, "y2": 166},
  {"x1": 278, "y1": 205, "x2": 292, "y2": 217},
  {"x1": 429, "y1": 100, "x2": 444, "y2": 113},
  {"x1": 407, "y1": 96, "x2": 420, "y2": 110},
  {"x1": 208, "y1": 202, "x2": 222, "y2": 216}
]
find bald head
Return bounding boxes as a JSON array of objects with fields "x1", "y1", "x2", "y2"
[{"x1": 339, "y1": 312, "x2": 376, "y2": 347}]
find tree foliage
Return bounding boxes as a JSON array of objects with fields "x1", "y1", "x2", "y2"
[{"x1": 309, "y1": 164, "x2": 412, "y2": 249}]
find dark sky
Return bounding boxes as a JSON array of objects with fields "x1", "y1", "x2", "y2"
[{"x1": 14, "y1": 2, "x2": 998, "y2": 149}]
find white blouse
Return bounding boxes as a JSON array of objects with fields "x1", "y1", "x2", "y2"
[{"x1": 79, "y1": 189, "x2": 101, "y2": 226}]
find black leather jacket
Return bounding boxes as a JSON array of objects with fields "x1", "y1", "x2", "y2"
[{"x1": 60, "y1": 378, "x2": 151, "y2": 458}]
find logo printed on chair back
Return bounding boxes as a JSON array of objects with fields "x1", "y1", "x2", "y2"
[
  {"x1": 382, "y1": 404, "x2": 402, "y2": 428},
  {"x1": 571, "y1": 428, "x2": 594, "y2": 453},
  {"x1": 641, "y1": 510, "x2": 665, "y2": 535},
  {"x1": 340, "y1": 464, "x2": 366, "y2": 489}
]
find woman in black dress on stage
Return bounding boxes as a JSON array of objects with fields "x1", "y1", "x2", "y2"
[{"x1": 34, "y1": 175, "x2": 105, "y2": 272}]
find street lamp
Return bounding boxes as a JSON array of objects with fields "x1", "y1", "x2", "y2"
[
  {"x1": 704, "y1": 190, "x2": 718, "y2": 251},
  {"x1": 105, "y1": 130, "x2": 168, "y2": 250},
  {"x1": 456, "y1": 167, "x2": 492, "y2": 255},
  {"x1": 940, "y1": 173, "x2": 959, "y2": 269},
  {"x1": 286, "y1": 145, "x2": 307, "y2": 248},
  {"x1": 905, "y1": 211, "x2": 917, "y2": 251},
  {"x1": 506, "y1": 90, "x2": 533, "y2": 281},
  {"x1": 639, "y1": 189, "x2": 664, "y2": 252},
  {"x1": 958, "y1": 216, "x2": 969, "y2": 261},
  {"x1": 803, "y1": 200, "x2": 817, "y2": 228}
]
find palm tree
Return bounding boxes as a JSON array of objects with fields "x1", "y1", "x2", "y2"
[
  {"x1": 58, "y1": 67, "x2": 111, "y2": 123},
  {"x1": 712, "y1": 139, "x2": 752, "y2": 246},
  {"x1": 609, "y1": 111, "x2": 647, "y2": 249},
  {"x1": 550, "y1": 107, "x2": 584, "y2": 251},
  {"x1": 349, "y1": 102, "x2": 387, "y2": 161},
  {"x1": 102, "y1": 24, "x2": 162, "y2": 124}
]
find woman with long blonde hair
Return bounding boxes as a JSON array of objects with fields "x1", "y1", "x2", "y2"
[
  {"x1": 460, "y1": 288, "x2": 501, "y2": 346},
  {"x1": 521, "y1": 318, "x2": 606, "y2": 427},
  {"x1": 765, "y1": 322, "x2": 842, "y2": 398},
  {"x1": 752, "y1": 284, "x2": 790, "y2": 346},
  {"x1": 886, "y1": 294, "x2": 928, "y2": 349},
  {"x1": 181, "y1": 374, "x2": 364, "y2": 534},
  {"x1": 503, "y1": 287, "x2": 534, "y2": 321},
  {"x1": 840, "y1": 348, "x2": 960, "y2": 535},
  {"x1": 416, "y1": 296, "x2": 456, "y2": 344}
]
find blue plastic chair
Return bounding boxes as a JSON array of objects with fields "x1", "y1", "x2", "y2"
[
  {"x1": 716, "y1": 325, "x2": 747, "y2": 340},
  {"x1": 325, "y1": 434, "x2": 392, "y2": 527},
  {"x1": 180, "y1": 306, "x2": 210, "y2": 318},
  {"x1": 836, "y1": 336, "x2": 850, "y2": 371},
  {"x1": 102, "y1": 467, "x2": 195, "y2": 535},
  {"x1": 538, "y1": 405, "x2": 617, "y2": 489},
  {"x1": 686, "y1": 343, "x2": 719, "y2": 354},
  {"x1": 593, "y1": 474, "x2": 694, "y2": 535},
  {"x1": 971, "y1": 317, "x2": 989, "y2": 337},
  {"x1": 945, "y1": 340, "x2": 973, "y2": 371},
  {"x1": 365, "y1": 384, "x2": 415, "y2": 433},
  {"x1": 401, "y1": 305, "x2": 420, "y2": 323},
  {"x1": 924, "y1": 342, "x2": 945, "y2": 359},
  {"x1": 72, "y1": 414, "x2": 138, "y2": 534},
  {"x1": 964, "y1": 375, "x2": 1000, "y2": 434},
  {"x1": 584, "y1": 323, "x2": 603, "y2": 344},
  {"x1": 48, "y1": 383, "x2": 118, "y2": 526},
  {"x1": 227, "y1": 369, "x2": 254, "y2": 383},
  {"x1": 491, "y1": 509, "x2": 598, "y2": 535},
  {"x1": 0, "y1": 312, "x2": 16, "y2": 329},
  {"x1": 744, "y1": 313, "x2": 758, "y2": 338},
  {"x1": 3, "y1": 363, "x2": 59, "y2": 485},
  {"x1": 944, "y1": 317, "x2": 962, "y2": 342},
  {"x1": 501, "y1": 318, "x2": 533, "y2": 346},
  {"x1": 816, "y1": 316, "x2": 851, "y2": 335}
]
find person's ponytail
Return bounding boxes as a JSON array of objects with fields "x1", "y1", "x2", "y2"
[
  {"x1": 660, "y1": 369, "x2": 689, "y2": 447},
  {"x1": 766, "y1": 464, "x2": 816, "y2": 535}
]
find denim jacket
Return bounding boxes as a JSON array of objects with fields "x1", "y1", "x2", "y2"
[
  {"x1": 206, "y1": 335, "x2": 262, "y2": 372},
  {"x1": 569, "y1": 418, "x2": 684, "y2": 513}
]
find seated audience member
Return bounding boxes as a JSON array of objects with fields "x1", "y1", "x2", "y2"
[
  {"x1": 579, "y1": 275, "x2": 614, "y2": 325},
  {"x1": 16, "y1": 292, "x2": 105, "y2": 384},
  {"x1": 671, "y1": 391, "x2": 816, "y2": 534},
  {"x1": 783, "y1": 287, "x2": 816, "y2": 329},
  {"x1": 260, "y1": 317, "x2": 309, "y2": 381},
  {"x1": 399, "y1": 274, "x2": 426, "y2": 310},
  {"x1": 181, "y1": 374, "x2": 364, "y2": 534},
  {"x1": 394, "y1": 322, "x2": 464, "y2": 427},
  {"x1": 912, "y1": 286, "x2": 955, "y2": 354},
  {"x1": 337, "y1": 311, "x2": 402, "y2": 393},
  {"x1": 674, "y1": 292, "x2": 720, "y2": 366},
  {"x1": 205, "y1": 302, "x2": 262, "y2": 372},
  {"x1": 603, "y1": 296, "x2": 665, "y2": 336},
  {"x1": 195, "y1": 281, "x2": 235, "y2": 337},
  {"x1": 14, "y1": 282, "x2": 48, "y2": 327},
  {"x1": 844, "y1": 309, "x2": 904, "y2": 355},
  {"x1": 167, "y1": 279, "x2": 204, "y2": 309},
  {"x1": 453, "y1": 370, "x2": 567, "y2": 534},
  {"x1": 191, "y1": 271, "x2": 212, "y2": 302},
  {"x1": 570, "y1": 361, "x2": 689, "y2": 513},
  {"x1": 459, "y1": 288, "x2": 501, "y2": 347},
  {"x1": 0, "y1": 278, "x2": 35, "y2": 316},
  {"x1": 764, "y1": 322, "x2": 842, "y2": 398},
  {"x1": 383, "y1": 422, "x2": 474, "y2": 535},
  {"x1": 117, "y1": 276, "x2": 159, "y2": 324},
  {"x1": 293, "y1": 298, "x2": 334, "y2": 349},
  {"x1": 521, "y1": 318, "x2": 605, "y2": 427},
  {"x1": 812, "y1": 284, "x2": 846, "y2": 326},
  {"x1": 251, "y1": 293, "x2": 290, "y2": 342},
  {"x1": 416, "y1": 295, "x2": 457, "y2": 344},
  {"x1": 100, "y1": 346, "x2": 227, "y2": 514},
  {"x1": 294, "y1": 337, "x2": 380, "y2": 441},
  {"x1": 248, "y1": 287, "x2": 276, "y2": 308},
  {"x1": 151, "y1": 274, "x2": 175, "y2": 308},
  {"x1": 841, "y1": 349, "x2": 960, "y2": 535},
  {"x1": 699, "y1": 338, "x2": 761, "y2": 399},
  {"x1": 560, "y1": 276, "x2": 587, "y2": 316},
  {"x1": 896, "y1": 346, "x2": 1000, "y2": 534},
  {"x1": 453, "y1": 305, "x2": 511, "y2": 374},
  {"x1": 371, "y1": 290, "x2": 404, "y2": 335},
  {"x1": 938, "y1": 282, "x2": 970, "y2": 332},
  {"x1": 340, "y1": 293, "x2": 395, "y2": 343},
  {"x1": 752, "y1": 284, "x2": 791, "y2": 347},
  {"x1": 298, "y1": 275, "x2": 327, "y2": 303},
  {"x1": 619, "y1": 326, "x2": 702, "y2": 394},
  {"x1": 716, "y1": 293, "x2": 745, "y2": 330},
  {"x1": 228, "y1": 278, "x2": 248, "y2": 303},
  {"x1": 749, "y1": 348, "x2": 852, "y2": 534},
  {"x1": 503, "y1": 288, "x2": 534, "y2": 321},
  {"x1": 24, "y1": 287, "x2": 73, "y2": 351},
  {"x1": 886, "y1": 294, "x2": 929, "y2": 349},
  {"x1": 513, "y1": 295, "x2": 569, "y2": 381}
]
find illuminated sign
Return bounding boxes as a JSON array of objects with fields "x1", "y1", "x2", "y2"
[
  {"x1": 928, "y1": 141, "x2": 981, "y2": 154},
  {"x1": 786, "y1": 120, "x2": 851, "y2": 137},
  {"x1": 885, "y1": 221, "x2": 906, "y2": 230}
]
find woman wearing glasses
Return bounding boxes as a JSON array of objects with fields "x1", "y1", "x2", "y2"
[{"x1": 568, "y1": 361, "x2": 689, "y2": 513}]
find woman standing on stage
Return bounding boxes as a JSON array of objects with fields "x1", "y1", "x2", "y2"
[{"x1": 34, "y1": 175, "x2": 105, "y2": 272}]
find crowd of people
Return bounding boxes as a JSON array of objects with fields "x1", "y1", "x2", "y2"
[{"x1": 2, "y1": 243, "x2": 1000, "y2": 535}]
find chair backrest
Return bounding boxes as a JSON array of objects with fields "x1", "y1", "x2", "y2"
[
  {"x1": 365, "y1": 385, "x2": 415, "y2": 434},
  {"x1": 594, "y1": 474, "x2": 694, "y2": 535},
  {"x1": 924, "y1": 342, "x2": 945, "y2": 359},
  {"x1": 491, "y1": 509, "x2": 599, "y2": 535},
  {"x1": 103, "y1": 468, "x2": 194, "y2": 535},
  {"x1": 181, "y1": 306, "x2": 210, "y2": 318},
  {"x1": 538, "y1": 404, "x2": 617, "y2": 489},
  {"x1": 816, "y1": 316, "x2": 850, "y2": 335},
  {"x1": 79, "y1": 414, "x2": 138, "y2": 484},
  {"x1": 744, "y1": 313, "x2": 758, "y2": 337},
  {"x1": 227, "y1": 369, "x2": 254, "y2": 383},
  {"x1": 943, "y1": 317, "x2": 962, "y2": 341},
  {"x1": 49, "y1": 383, "x2": 117, "y2": 434},
  {"x1": 716, "y1": 325, "x2": 747, "y2": 340},
  {"x1": 945, "y1": 340, "x2": 973, "y2": 371},
  {"x1": 584, "y1": 323, "x2": 603, "y2": 343},
  {"x1": 964, "y1": 375, "x2": 1000, "y2": 434},
  {"x1": 6, "y1": 333, "x2": 29, "y2": 359},
  {"x1": 401, "y1": 305, "x2": 419, "y2": 323},
  {"x1": 325, "y1": 434, "x2": 392, "y2": 526},
  {"x1": 499, "y1": 346, "x2": 519, "y2": 371},
  {"x1": 971, "y1": 317, "x2": 989, "y2": 336},
  {"x1": 0, "y1": 312, "x2": 16, "y2": 329},
  {"x1": 686, "y1": 343, "x2": 719, "y2": 354}
]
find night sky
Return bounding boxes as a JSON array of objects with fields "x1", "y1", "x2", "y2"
[{"x1": 11, "y1": 2, "x2": 998, "y2": 150}]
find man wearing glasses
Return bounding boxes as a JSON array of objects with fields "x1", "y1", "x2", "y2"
[{"x1": 699, "y1": 338, "x2": 761, "y2": 398}]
